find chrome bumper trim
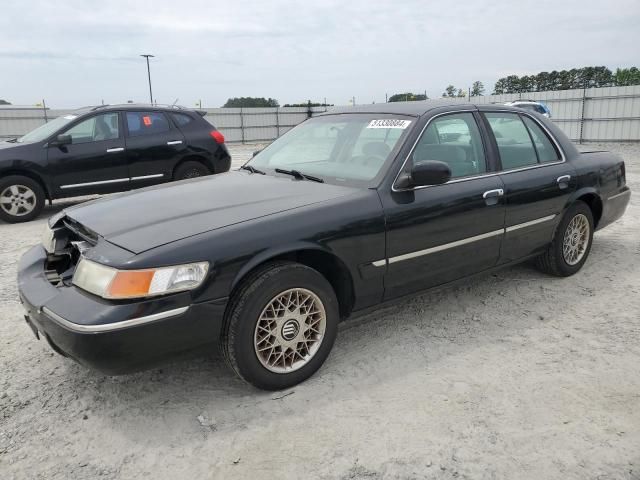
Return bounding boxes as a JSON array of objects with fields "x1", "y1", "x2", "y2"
[
  {"x1": 608, "y1": 190, "x2": 631, "y2": 201},
  {"x1": 41, "y1": 306, "x2": 189, "y2": 333}
]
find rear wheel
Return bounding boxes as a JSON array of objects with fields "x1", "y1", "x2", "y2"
[
  {"x1": 222, "y1": 262, "x2": 339, "y2": 390},
  {"x1": 535, "y1": 201, "x2": 594, "y2": 276},
  {"x1": 174, "y1": 161, "x2": 210, "y2": 180},
  {"x1": 0, "y1": 175, "x2": 45, "y2": 223}
]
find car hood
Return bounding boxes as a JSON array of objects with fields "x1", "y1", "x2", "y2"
[
  {"x1": 0, "y1": 140, "x2": 24, "y2": 152},
  {"x1": 63, "y1": 171, "x2": 358, "y2": 253}
]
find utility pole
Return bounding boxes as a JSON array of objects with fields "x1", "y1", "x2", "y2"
[{"x1": 140, "y1": 54, "x2": 155, "y2": 104}]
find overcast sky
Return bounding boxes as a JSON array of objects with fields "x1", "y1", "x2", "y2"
[{"x1": 1, "y1": 0, "x2": 639, "y2": 108}]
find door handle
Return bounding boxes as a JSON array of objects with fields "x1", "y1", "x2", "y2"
[
  {"x1": 166, "y1": 140, "x2": 183, "y2": 145},
  {"x1": 483, "y1": 189, "x2": 504, "y2": 199},
  {"x1": 106, "y1": 147, "x2": 124, "y2": 153},
  {"x1": 483, "y1": 188, "x2": 504, "y2": 206},
  {"x1": 557, "y1": 175, "x2": 571, "y2": 189}
]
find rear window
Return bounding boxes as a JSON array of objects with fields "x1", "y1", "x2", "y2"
[
  {"x1": 171, "y1": 113, "x2": 194, "y2": 127},
  {"x1": 126, "y1": 112, "x2": 171, "y2": 137}
]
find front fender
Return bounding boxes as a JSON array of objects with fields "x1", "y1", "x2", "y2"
[{"x1": 230, "y1": 241, "x2": 341, "y2": 291}]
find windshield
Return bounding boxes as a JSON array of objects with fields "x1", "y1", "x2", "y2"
[
  {"x1": 17, "y1": 115, "x2": 79, "y2": 143},
  {"x1": 247, "y1": 114, "x2": 414, "y2": 186}
]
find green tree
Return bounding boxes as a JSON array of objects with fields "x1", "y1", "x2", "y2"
[
  {"x1": 614, "y1": 67, "x2": 640, "y2": 86},
  {"x1": 470, "y1": 81, "x2": 485, "y2": 96},
  {"x1": 222, "y1": 97, "x2": 279, "y2": 108},
  {"x1": 388, "y1": 92, "x2": 428, "y2": 102},
  {"x1": 493, "y1": 78, "x2": 507, "y2": 95},
  {"x1": 442, "y1": 85, "x2": 457, "y2": 97},
  {"x1": 0, "y1": 99, "x2": 10, "y2": 105}
]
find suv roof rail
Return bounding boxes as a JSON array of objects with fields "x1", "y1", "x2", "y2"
[{"x1": 90, "y1": 103, "x2": 191, "y2": 111}]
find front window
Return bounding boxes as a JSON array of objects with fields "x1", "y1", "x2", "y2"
[
  {"x1": 62, "y1": 113, "x2": 120, "y2": 144},
  {"x1": 16, "y1": 115, "x2": 79, "y2": 143},
  {"x1": 411, "y1": 113, "x2": 486, "y2": 179},
  {"x1": 246, "y1": 114, "x2": 414, "y2": 186}
]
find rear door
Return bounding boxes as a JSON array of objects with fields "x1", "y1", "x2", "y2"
[
  {"x1": 48, "y1": 112, "x2": 129, "y2": 196},
  {"x1": 123, "y1": 111, "x2": 187, "y2": 188},
  {"x1": 379, "y1": 111, "x2": 506, "y2": 300},
  {"x1": 480, "y1": 110, "x2": 576, "y2": 263}
]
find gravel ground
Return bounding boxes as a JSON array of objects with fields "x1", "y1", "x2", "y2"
[{"x1": 1, "y1": 143, "x2": 639, "y2": 480}]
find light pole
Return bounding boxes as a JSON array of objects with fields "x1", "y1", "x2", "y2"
[{"x1": 140, "y1": 54, "x2": 154, "y2": 104}]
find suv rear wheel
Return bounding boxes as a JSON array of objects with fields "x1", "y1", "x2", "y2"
[
  {"x1": 0, "y1": 175, "x2": 45, "y2": 223},
  {"x1": 174, "y1": 161, "x2": 210, "y2": 180}
]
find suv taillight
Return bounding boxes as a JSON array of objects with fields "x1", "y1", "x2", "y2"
[{"x1": 210, "y1": 130, "x2": 225, "y2": 144}]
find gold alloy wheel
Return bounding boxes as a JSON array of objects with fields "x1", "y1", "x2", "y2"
[
  {"x1": 562, "y1": 213, "x2": 590, "y2": 266},
  {"x1": 253, "y1": 288, "x2": 327, "y2": 373}
]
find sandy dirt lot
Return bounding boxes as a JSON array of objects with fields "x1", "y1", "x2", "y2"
[{"x1": 1, "y1": 143, "x2": 639, "y2": 480}]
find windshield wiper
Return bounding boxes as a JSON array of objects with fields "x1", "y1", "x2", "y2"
[
  {"x1": 275, "y1": 168, "x2": 324, "y2": 183},
  {"x1": 240, "y1": 165, "x2": 266, "y2": 175},
  {"x1": 6, "y1": 138, "x2": 17, "y2": 143}
]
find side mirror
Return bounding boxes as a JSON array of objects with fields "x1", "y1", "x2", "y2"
[
  {"x1": 252, "y1": 149, "x2": 262, "y2": 158},
  {"x1": 396, "y1": 160, "x2": 452, "y2": 189},
  {"x1": 51, "y1": 134, "x2": 72, "y2": 147}
]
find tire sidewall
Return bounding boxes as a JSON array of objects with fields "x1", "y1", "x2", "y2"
[
  {"x1": 175, "y1": 161, "x2": 209, "y2": 180},
  {"x1": 0, "y1": 176, "x2": 45, "y2": 223},
  {"x1": 553, "y1": 201, "x2": 594, "y2": 275},
  {"x1": 228, "y1": 265, "x2": 339, "y2": 390}
]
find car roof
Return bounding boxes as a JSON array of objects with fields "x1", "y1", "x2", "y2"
[
  {"x1": 74, "y1": 104, "x2": 199, "y2": 114},
  {"x1": 318, "y1": 99, "x2": 525, "y2": 117}
]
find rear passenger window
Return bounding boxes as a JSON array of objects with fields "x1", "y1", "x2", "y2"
[
  {"x1": 484, "y1": 113, "x2": 538, "y2": 170},
  {"x1": 412, "y1": 113, "x2": 486, "y2": 179},
  {"x1": 126, "y1": 112, "x2": 171, "y2": 137},
  {"x1": 522, "y1": 116, "x2": 560, "y2": 163},
  {"x1": 171, "y1": 113, "x2": 193, "y2": 127}
]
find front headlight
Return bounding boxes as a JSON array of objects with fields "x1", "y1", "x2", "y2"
[{"x1": 72, "y1": 259, "x2": 209, "y2": 299}]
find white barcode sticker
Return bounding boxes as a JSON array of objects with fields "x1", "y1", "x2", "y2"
[{"x1": 367, "y1": 119, "x2": 412, "y2": 129}]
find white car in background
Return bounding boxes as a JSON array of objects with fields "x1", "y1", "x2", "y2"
[{"x1": 504, "y1": 100, "x2": 552, "y2": 118}]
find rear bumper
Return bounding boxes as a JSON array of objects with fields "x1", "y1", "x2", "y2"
[
  {"x1": 17, "y1": 245, "x2": 227, "y2": 374},
  {"x1": 598, "y1": 187, "x2": 631, "y2": 230}
]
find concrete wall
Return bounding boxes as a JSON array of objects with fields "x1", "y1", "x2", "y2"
[{"x1": 1, "y1": 85, "x2": 639, "y2": 143}]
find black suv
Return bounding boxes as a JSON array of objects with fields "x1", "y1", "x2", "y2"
[{"x1": 0, "y1": 104, "x2": 231, "y2": 223}]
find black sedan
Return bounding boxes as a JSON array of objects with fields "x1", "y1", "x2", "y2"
[
  {"x1": 0, "y1": 104, "x2": 230, "y2": 223},
  {"x1": 17, "y1": 101, "x2": 631, "y2": 390}
]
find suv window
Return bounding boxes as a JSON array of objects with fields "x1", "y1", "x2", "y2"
[
  {"x1": 412, "y1": 113, "x2": 486, "y2": 179},
  {"x1": 484, "y1": 112, "x2": 538, "y2": 170},
  {"x1": 522, "y1": 116, "x2": 560, "y2": 163},
  {"x1": 62, "y1": 113, "x2": 119, "y2": 144},
  {"x1": 171, "y1": 113, "x2": 194, "y2": 127},
  {"x1": 126, "y1": 112, "x2": 171, "y2": 137}
]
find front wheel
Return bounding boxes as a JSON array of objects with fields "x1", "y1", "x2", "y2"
[
  {"x1": 221, "y1": 262, "x2": 339, "y2": 390},
  {"x1": 535, "y1": 201, "x2": 594, "y2": 277},
  {"x1": 0, "y1": 175, "x2": 45, "y2": 223}
]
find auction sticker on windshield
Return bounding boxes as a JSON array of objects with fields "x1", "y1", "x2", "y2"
[{"x1": 367, "y1": 119, "x2": 412, "y2": 129}]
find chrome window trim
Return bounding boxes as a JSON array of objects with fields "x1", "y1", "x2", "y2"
[
  {"x1": 41, "y1": 306, "x2": 189, "y2": 333},
  {"x1": 391, "y1": 109, "x2": 566, "y2": 193},
  {"x1": 60, "y1": 178, "x2": 129, "y2": 189},
  {"x1": 371, "y1": 214, "x2": 558, "y2": 266}
]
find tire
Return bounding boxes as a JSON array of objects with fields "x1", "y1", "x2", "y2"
[
  {"x1": 174, "y1": 161, "x2": 211, "y2": 180},
  {"x1": 222, "y1": 261, "x2": 339, "y2": 390},
  {"x1": 0, "y1": 175, "x2": 45, "y2": 223},
  {"x1": 535, "y1": 201, "x2": 594, "y2": 277}
]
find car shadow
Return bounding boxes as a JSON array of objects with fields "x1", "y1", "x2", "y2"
[{"x1": 49, "y1": 261, "x2": 563, "y2": 430}]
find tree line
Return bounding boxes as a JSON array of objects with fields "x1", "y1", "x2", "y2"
[{"x1": 493, "y1": 66, "x2": 640, "y2": 94}]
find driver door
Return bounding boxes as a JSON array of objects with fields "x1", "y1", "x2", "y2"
[{"x1": 48, "y1": 112, "x2": 130, "y2": 196}]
